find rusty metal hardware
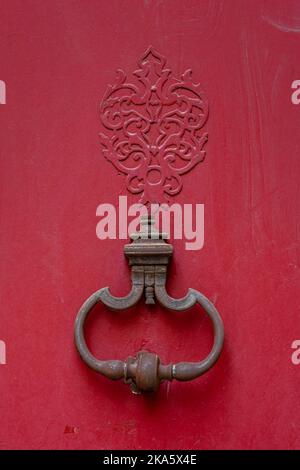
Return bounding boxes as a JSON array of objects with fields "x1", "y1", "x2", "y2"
[{"x1": 74, "y1": 216, "x2": 224, "y2": 394}]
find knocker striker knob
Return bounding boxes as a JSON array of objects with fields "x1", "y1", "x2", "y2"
[{"x1": 74, "y1": 216, "x2": 224, "y2": 394}]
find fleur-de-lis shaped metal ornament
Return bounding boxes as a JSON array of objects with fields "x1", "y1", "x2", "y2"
[{"x1": 74, "y1": 47, "x2": 224, "y2": 394}]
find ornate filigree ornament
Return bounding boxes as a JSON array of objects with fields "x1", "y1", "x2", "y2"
[{"x1": 99, "y1": 46, "x2": 209, "y2": 204}]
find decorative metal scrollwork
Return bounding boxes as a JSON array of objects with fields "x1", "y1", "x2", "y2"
[{"x1": 99, "y1": 46, "x2": 209, "y2": 204}]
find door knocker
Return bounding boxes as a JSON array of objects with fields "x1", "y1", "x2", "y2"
[{"x1": 74, "y1": 47, "x2": 224, "y2": 394}]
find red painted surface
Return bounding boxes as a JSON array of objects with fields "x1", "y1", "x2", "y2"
[{"x1": 0, "y1": 0, "x2": 300, "y2": 450}]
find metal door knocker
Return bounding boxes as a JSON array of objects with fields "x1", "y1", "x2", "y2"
[{"x1": 74, "y1": 47, "x2": 224, "y2": 394}]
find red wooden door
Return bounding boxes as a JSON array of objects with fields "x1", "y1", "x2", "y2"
[{"x1": 1, "y1": 0, "x2": 300, "y2": 450}]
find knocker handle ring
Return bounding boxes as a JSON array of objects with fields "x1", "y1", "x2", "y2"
[{"x1": 74, "y1": 282, "x2": 224, "y2": 393}]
